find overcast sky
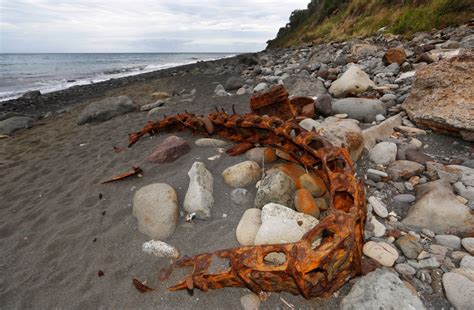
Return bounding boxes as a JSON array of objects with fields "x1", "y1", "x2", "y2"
[{"x1": 0, "y1": 0, "x2": 309, "y2": 53}]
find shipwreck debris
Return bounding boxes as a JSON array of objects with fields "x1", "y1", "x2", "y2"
[
  {"x1": 126, "y1": 85, "x2": 366, "y2": 299},
  {"x1": 100, "y1": 166, "x2": 143, "y2": 184}
]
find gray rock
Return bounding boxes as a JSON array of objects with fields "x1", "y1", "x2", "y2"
[
  {"x1": 254, "y1": 203, "x2": 318, "y2": 246},
  {"x1": 183, "y1": 162, "x2": 214, "y2": 219},
  {"x1": 240, "y1": 293, "x2": 260, "y2": 310},
  {"x1": 314, "y1": 93, "x2": 332, "y2": 116},
  {"x1": 393, "y1": 194, "x2": 416, "y2": 203},
  {"x1": 403, "y1": 180, "x2": 474, "y2": 236},
  {"x1": 77, "y1": 95, "x2": 136, "y2": 124},
  {"x1": 443, "y1": 272, "x2": 474, "y2": 309},
  {"x1": 395, "y1": 263, "x2": 417, "y2": 276},
  {"x1": 222, "y1": 161, "x2": 261, "y2": 188},
  {"x1": 195, "y1": 138, "x2": 229, "y2": 147},
  {"x1": 435, "y1": 235, "x2": 461, "y2": 250},
  {"x1": 132, "y1": 183, "x2": 179, "y2": 240},
  {"x1": 253, "y1": 82, "x2": 269, "y2": 93},
  {"x1": 283, "y1": 75, "x2": 327, "y2": 97},
  {"x1": 224, "y1": 77, "x2": 243, "y2": 90},
  {"x1": 140, "y1": 100, "x2": 164, "y2": 112},
  {"x1": 299, "y1": 118, "x2": 321, "y2": 131},
  {"x1": 375, "y1": 114, "x2": 386, "y2": 122},
  {"x1": 254, "y1": 171, "x2": 295, "y2": 209},
  {"x1": 368, "y1": 196, "x2": 388, "y2": 218},
  {"x1": 387, "y1": 160, "x2": 424, "y2": 181},
  {"x1": 381, "y1": 93, "x2": 397, "y2": 102},
  {"x1": 460, "y1": 255, "x2": 474, "y2": 270},
  {"x1": 369, "y1": 142, "x2": 397, "y2": 165},
  {"x1": 146, "y1": 106, "x2": 168, "y2": 120},
  {"x1": 340, "y1": 268, "x2": 425, "y2": 310},
  {"x1": 396, "y1": 234, "x2": 423, "y2": 259},
  {"x1": 236, "y1": 208, "x2": 262, "y2": 246},
  {"x1": 329, "y1": 65, "x2": 375, "y2": 98},
  {"x1": 231, "y1": 188, "x2": 253, "y2": 207},
  {"x1": 0, "y1": 116, "x2": 35, "y2": 134},
  {"x1": 462, "y1": 238, "x2": 474, "y2": 255},
  {"x1": 332, "y1": 98, "x2": 386, "y2": 122},
  {"x1": 20, "y1": 90, "x2": 41, "y2": 99},
  {"x1": 408, "y1": 258, "x2": 440, "y2": 269}
]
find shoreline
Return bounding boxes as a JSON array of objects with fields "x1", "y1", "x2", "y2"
[{"x1": 0, "y1": 53, "x2": 249, "y2": 119}]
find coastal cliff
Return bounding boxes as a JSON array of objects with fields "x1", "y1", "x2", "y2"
[{"x1": 267, "y1": 0, "x2": 473, "y2": 48}]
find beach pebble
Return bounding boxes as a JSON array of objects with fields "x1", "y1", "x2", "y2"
[
  {"x1": 298, "y1": 173, "x2": 327, "y2": 197},
  {"x1": 224, "y1": 77, "x2": 243, "y2": 90},
  {"x1": 340, "y1": 268, "x2": 424, "y2": 310},
  {"x1": 236, "y1": 87, "x2": 247, "y2": 95},
  {"x1": 371, "y1": 217, "x2": 386, "y2": 237},
  {"x1": 77, "y1": 95, "x2": 137, "y2": 125},
  {"x1": 240, "y1": 293, "x2": 260, "y2": 310},
  {"x1": 253, "y1": 82, "x2": 269, "y2": 93},
  {"x1": 132, "y1": 183, "x2": 179, "y2": 240},
  {"x1": 328, "y1": 65, "x2": 375, "y2": 98},
  {"x1": 151, "y1": 91, "x2": 170, "y2": 99},
  {"x1": 396, "y1": 234, "x2": 423, "y2": 259},
  {"x1": 222, "y1": 161, "x2": 261, "y2": 188},
  {"x1": 148, "y1": 136, "x2": 190, "y2": 164},
  {"x1": 434, "y1": 235, "x2": 461, "y2": 250},
  {"x1": 142, "y1": 240, "x2": 179, "y2": 259},
  {"x1": 140, "y1": 100, "x2": 164, "y2": 112},
  {"x1": 369, "y1": 142, "x2": 397, "y2": 165},
  {"x1": 245, "y1": 147, "x2": 277, "y2": 164},
  {"x1": 368, "y1": 196, "x2": 388, "y2": 218},
  {"x1": 294, "y1": 188, "x2": 320, "y2": 218},
  {"x1": 195, "y1": 138, "x2": 229, "y2": 147},
  {"x1": 387, "y1": 160, "x2": 424, "y2": 181},
  {"x1": 231, "y1": 188, "x2": 253, "y2": 207},
  {"x1": 462, "y1": 238, "x2": 474, "y2": 254},
  {"x1": 146, "y1": 106, "x2": 168, "y2": 120},
  {"x1": 254, "y1": 203, "x2": 318, "y2": 246},
  {"x1": 0, "y1": 116, "x2": 35, "y2": 134},
  {"x1": 363, "y1": 241, "x2": 399, "y2": 266},
  {"x1": 460, "y1": 255, "x2": 474, "y2": 270},
  {"x1": 183, "y1": 162, "x2": 214, "y2": 219},
  {"x1": 254, "y1": 171, "x2": 296, "y2": 209},
  {"x1": 331, "y1": 98, "x2": 386, "y2": 123},
  {"x1": 442, "y1": 272, "x2": 474, "y2": 309},
  {"x1": 299, "y1": 118, "x2": 322, "y2": 131},
  {"x1": 393, "y1": 194, "x2": 416, "y2": 203},
  {"x1": 395, "y1": 263, "x2": 417, "y2": 276},
  {"x1": 236, "y1": 208, "x2": 262, "y2": 246}
]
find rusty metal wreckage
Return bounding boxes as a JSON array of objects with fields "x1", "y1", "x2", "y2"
[{"x1": 127, "y1": 85, "x2": 367, "y2": 299}]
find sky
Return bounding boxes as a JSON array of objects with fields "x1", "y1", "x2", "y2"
[{"x1": 0, "y1": 0, "x2": 309, "y2": 53}]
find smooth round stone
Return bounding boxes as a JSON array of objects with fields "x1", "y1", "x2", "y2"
[
  {"x1": 231, "y1": 188, "x2": 253, "y2": 207},
  {"x1": 368, "y1": 196, "x2": 388, "y2": 218},
  {"x1": 195, "y1": 138, "x2": 229, "y2": 147},
  {"x1": 240, "y1": 293, "x2": 261, "y2": 310},
  {"x1": 393, "y1": 194, "x2": 416, "y2": 203},
  {"x1": 363, "y1": 241, "x2": 399, "y2": 267},
  {"x1": 222, "y1": 161, "x2": 261, "y2": 188},
  {"x1": 435, "y1": 235, "x2": 461, "y2": 250},
  {"x1": 462, "y1": 237, "x2": 474, "y2": 255},
  {"x1": 236, "y1": 208, "x2": 262, "y2": 246},
  {"x1": 395, "y1": 263, "x2": 416, "y2": 276}
]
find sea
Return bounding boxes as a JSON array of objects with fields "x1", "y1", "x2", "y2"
[{"x1": 0, "y1": 53, "x2": 235, "y2": 102}]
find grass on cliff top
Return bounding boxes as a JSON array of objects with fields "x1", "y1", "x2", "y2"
[{"x1": 268, "y1": 0, "x2": 474, "y2": 48}]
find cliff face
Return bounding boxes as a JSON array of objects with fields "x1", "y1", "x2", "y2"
[{"x1": 266, "y1": 0, "x2": 473, "y2": 49}]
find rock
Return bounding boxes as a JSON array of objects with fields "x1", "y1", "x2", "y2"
[
  {"x1": 362, "y1": 114, "x2": 403, "y2": 149},
  {"x1": 443, "y1": 272, "x2": 474, "y2": 310},
  {"x1": 461, "y1": 255, "x2": 474, "y2": 270},
  {"x1": 146, "y1": 106, "x2": 168, "y2": 120},
  {"x1": 396, "y1": 234, "x2": 423, "y2": 259},
  {"x1": 371, "y1": 217, "x2": 386, "y2": 237},
  {"x1": 148, "y1": 136, "x2": 190, "y2": 164},
  {"x1": 142, "y1": 240, "x2": 179, "y2": 259},
  {"x1": 381, "y1": 94, "x2": 397, "y2": 102},
  {"x1": 402, "y1": 180, "x2": 474, "y2": 236},
  {"x1": 151, "y1": 91, "x2": 170, "y2": 99},
  {"x1": 245, "y1": 147, "x2": 276, "y2": 164},
  {"x1": 183, "y1": 162, "x2": 214, "y2": 219},
  {"x1": 314, "y1": 93, "x2": 332, "y2": 116},
  {"x1": 405, "y1": 150, "x2": 433, "y2": 165},
  {"x1": 299, "y1": 118, "x2": 321, "y2": 131},
  {"x1": 254, "y1": 203, "x2": 318, "y2": 246},
  {"x1": 429, "y1": 244, "x2": 448, "y2": 263},
  {"x1": 132, "y1": 183, "x2": 178, "y2": 240},
  {"x1": 393, "y1": 194, "x2": 416, "y2": 203},
  {"x1": 240, "y1": 293, "x2": 260, "y2": 310},
  {"x1": 369, "y1": 142, "x2": 397, "y2": 165},
  {"x1": 236, "y1": 209, "x2": 262, "y2": 246},
  {"x1": 140, "y1": 100, "x2": 164, "y2": 112},
  {"x1": 402, "y1": 51, "x2": 474, "y2": 141},
  {"x1": 298, "y1": 173, "x2": 326, "y2": 197},
  {"x1": 77, "y1": 95, "x2": 137, "y2": 124},
  {"x1": 434, "y1": 235, "x2": 461, "y2": 250},
  {"x1": 253, "y1": 82, "x2": 269, "y2": 93},
  {"x1": 0, "y1": 116, "x2": 35, "y2": 134},
  {"x1": 236, "y1": 87, "x2": 246, "y2": 95},
  {"x1": 462, "y1": 238, "x2": 474, "y2": 255},
  {"x1": 375, "y1": 114, "x2": 386, "y2": 122},
  {"x1": 332, "y1": 98, "x2": 386, "y2": 122},
  {"x1": 329, "y1": 65, "x2": 375, "y2": 98},
  {"x1": 340, "y1": 268, "x2": 424, "y2": 310},
  {"x1": 351, "y1": 44, "x2": 379, "y2": 59},
  {"x1": 195, "y1": 138, "x2": 229, "y2": 147},
  {"x1": 387, "y1": 160, "x2": 424, "y2": 181},
  {"x1": 224, "y1": 77, "x2": 243, "y2": 91},
  {"x1": 284, "y1": 75, "x2": 327, "y2": 97},
  {"x1": 231, "y1": 188, "x2": 253, "y2": 207},
  {"x1": 368, "y1": 196, "x2": 388, "y2": 218},
  {"x1": 254, "y1": 171, "x2": 296, "y2": 209},
  {"x1": 363, "y1": 241, "x2": 399, "y2": 267},
  {"x1": 408, "y1": 257, "x2": 440, "y2": 269},
  {"x1": 20, "y1": 90, "x2": 41, "y2": 99},
  {"x1": 383, "y1": 47, "x2": 407, "y2": 65},
  {"x1": 222, "y1": 161, "x2": 261, "y2": 188},
  {"x1": 315, "y1": 117, "x2": 364, "y2": 161},
  {"x1": 294, "y1": 188, "x2": 320, "y2": 218},
  {"x1": 395, "y1": 263, "x2": 417, "y2": 276}
]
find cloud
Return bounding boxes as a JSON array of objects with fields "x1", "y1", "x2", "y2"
[{"x1": 0, "y1": 0, "x2": 309, "y2": 53}]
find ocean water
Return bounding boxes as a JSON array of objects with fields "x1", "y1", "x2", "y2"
[{"x1": 0, "y1": 53, "x2": 235, "y2": 101}]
